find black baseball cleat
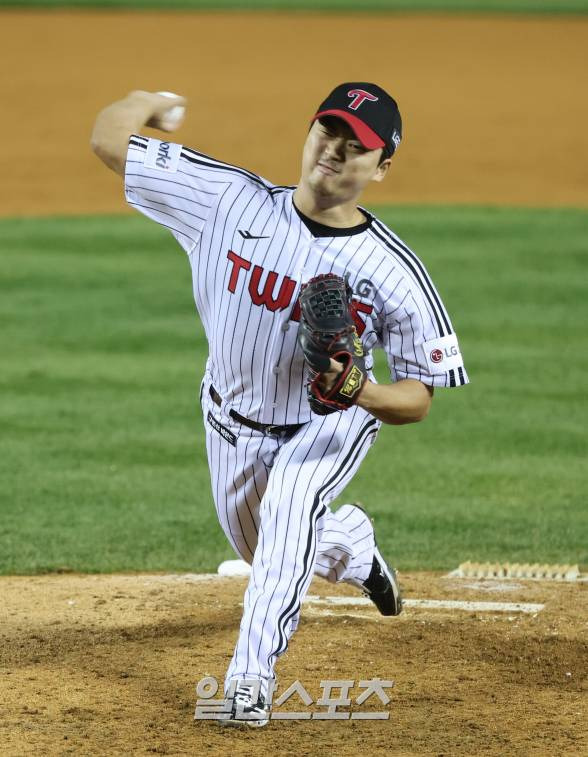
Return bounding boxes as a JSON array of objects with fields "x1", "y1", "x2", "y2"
[
  {"x1": 348, "y1": 503, "x2": 403, "y2": 616},
  {"x1": 220, "y1": 684, "x2": 270, "y2": 728},
  {"x1": 362, "y1": 544, "x2": 403, "y2": 616}
]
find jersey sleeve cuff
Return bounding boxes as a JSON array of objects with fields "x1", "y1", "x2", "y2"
[{"x1": 391, "y1": 365, "x2": 469, "y2": 388}]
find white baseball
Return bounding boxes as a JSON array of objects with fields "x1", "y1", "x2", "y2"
[{"x1": 156, "y1": 90, "x2": 186, "y2": 131}]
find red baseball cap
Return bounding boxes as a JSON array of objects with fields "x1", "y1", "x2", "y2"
[{"x1": 312, "y1": 82, "x2": 402, "y2": 156}]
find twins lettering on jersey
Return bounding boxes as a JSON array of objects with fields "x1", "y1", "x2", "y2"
[
  {"x1": 129, "y1": 136, "x2": 469, "y2": 397},
  {"x1": 226, "y1": 251, "x2": 297, "y2": 312},
  {"x1": 226, "y1": 250, "x2": 373, "y2": 334}
]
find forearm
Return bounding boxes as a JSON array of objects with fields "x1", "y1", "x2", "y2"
[
  {"x1": 90, "y1": 90, "x2": 186, "y2": 176},
  {"x1": 356, "y1": 378, "x2": 433, "y2": 425},
  {"x1": 91, "y1": 96, "x2": 150, "y2": 175}
]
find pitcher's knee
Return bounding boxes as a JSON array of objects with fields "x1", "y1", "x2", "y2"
[{"x1": 314, "y1": 552, "x2": 352, "y2": 583}]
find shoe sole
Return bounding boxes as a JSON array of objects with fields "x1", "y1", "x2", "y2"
[{"x1": 219, "y1": 716, "x2": 269, "y2": 728}]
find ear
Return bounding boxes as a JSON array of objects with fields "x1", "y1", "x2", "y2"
[{"x1": 372, "y1": 158, "x2": 392, "y2": 183}]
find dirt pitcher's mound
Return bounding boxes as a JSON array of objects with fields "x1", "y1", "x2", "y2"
[{"x1": 1, "y1": 572, "x2": 586, "y2": 756}]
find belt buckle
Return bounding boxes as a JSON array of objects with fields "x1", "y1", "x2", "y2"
[{"x1": 264, "y1": 424, "x2": 281, "y2": 437}]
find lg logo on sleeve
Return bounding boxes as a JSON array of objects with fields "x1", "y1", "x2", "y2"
[{"x1": 430, "y1": 345, "x2": 460, "y2": 364}]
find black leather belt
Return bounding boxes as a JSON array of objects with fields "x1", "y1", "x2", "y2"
[{"x1": 209, "y1": 385, "x2": 303, "y2": 437}]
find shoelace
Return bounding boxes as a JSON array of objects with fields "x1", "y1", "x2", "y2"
[
  {"x1": 234, "y1": 687, "x2": 263, "y2": 706},
  {"x1": 235, "y1": 689, "x2": 252, "y2": 702}
]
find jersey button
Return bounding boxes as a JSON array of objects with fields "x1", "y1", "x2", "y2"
[
  {"x1": 282, "y1": 323, "x2": 290, "y2": 332},
  {"x1": 273, "y1": 365, "x2": 280, "y2": 374}
]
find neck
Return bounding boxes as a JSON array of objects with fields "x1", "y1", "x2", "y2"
[{"x1": 292, "y1": 184, "x2": 365, "y2": 228}]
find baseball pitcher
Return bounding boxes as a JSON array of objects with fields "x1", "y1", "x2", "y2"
[{"x1": 91, "y1": 82, "x2": 468, "y2": 727}]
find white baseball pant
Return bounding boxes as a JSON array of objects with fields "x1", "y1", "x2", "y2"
[{"x1": 201, "y1": 377, "x2": 380, "y2": 698}]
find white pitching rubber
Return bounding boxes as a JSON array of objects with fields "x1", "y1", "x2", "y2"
[{"x1": 218, "y1": 559, "x2": 252, "y2": 577}]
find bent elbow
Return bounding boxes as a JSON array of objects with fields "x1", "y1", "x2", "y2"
[
  {"x1": 416, "y1": 400, "x2": 432, "y2": 422},
  {"x1": 409, "y1": 402, "x2": 432, "y2": 424},
  {"x1": 386, "y1": 403, "x2": 431, "y2": 426},
  {"x1": 90, "y1": 135, "x2": 103, "y2": 158},
  {"x1": 90, "y1": 134, "x2": 113, "y2": 163},
  {"x1": 90, "y1": 135, "x2": 125, "y2": 177},
  {"x1": 388, "y1": 414, "x2": 426, "y2": 426},
  {"x1": 90, "y1": 130, "x2": 110, "y2": 162}
]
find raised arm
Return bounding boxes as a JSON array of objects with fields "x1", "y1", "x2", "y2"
[{"x1": 90, "y1": 90, "x2": 186, "y2": 176}]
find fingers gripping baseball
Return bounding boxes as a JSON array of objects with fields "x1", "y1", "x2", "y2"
[
  {"x1": 297, "y1": 274, "x2": 368, "y2": 414},
  {"x1": 129, "y1": 90, "x2": 187, "y2": 132}
]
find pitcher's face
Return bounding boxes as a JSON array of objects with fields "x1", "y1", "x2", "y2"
[{"x1": 299, "y1": 117, "x2": 390, "y2": 205}]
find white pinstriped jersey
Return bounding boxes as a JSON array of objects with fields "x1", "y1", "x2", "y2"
[{"x1": 125, "y1": 135, "x2": 469, "y2": 425}]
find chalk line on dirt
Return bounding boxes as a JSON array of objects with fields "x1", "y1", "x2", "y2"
[{"x1": 304, "y1": 595, "x2": 544, "y2": 614}]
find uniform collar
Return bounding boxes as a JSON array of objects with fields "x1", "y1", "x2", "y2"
[{"x1": 292, "y1": 198, "x2": 372, "y2": 238}]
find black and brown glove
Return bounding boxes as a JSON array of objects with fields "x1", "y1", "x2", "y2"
[{"x1": 297, "y1": 273, "x2": 368, "y2": 415}]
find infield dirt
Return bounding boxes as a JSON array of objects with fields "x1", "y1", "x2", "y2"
[
  {"x1": 1, "y1": 573, "x2": 587, "y2": 756},
  {"x1": 1, "y1": 11, "x2": 588, "y2": 216}
]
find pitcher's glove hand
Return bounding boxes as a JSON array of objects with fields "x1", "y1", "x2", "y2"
[{"x1": 297, "y1": 273, "x2": 368, "y2": 415}]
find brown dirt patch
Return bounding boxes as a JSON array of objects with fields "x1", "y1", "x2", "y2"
[
  {"x1": 1, "y1": 11, "x2": 588, "y2": 217},
  {"x1": 1, "y1": 572, "x2": 586, "y2": 756}
]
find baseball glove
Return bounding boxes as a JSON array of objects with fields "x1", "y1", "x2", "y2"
[{"x1": 297, "y1": 273, "x2": 368, "y2": 415}]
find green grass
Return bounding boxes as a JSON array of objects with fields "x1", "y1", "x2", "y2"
[
  {"x1": 2, "y1": 0, "x2": 588, "y2": 14},
  {"x1": 1, "y1": 208, "x2": 586, "y2": 574}
]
